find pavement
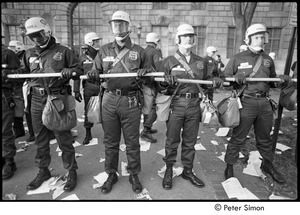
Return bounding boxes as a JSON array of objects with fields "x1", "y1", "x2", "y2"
[{"x1": 2, "y1": 89, "x2": 297, "y2": 201}]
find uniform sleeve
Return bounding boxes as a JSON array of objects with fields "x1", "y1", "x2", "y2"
[
  {"x1": 224, "y1": 57, "x2": 236, "y2": 77},
  {"x1": 269, "y1": 58, "x2": 278, "y2": 88},
  {"x1": 152, "y1": 49, "x2": 163, "y2": 71},
  {"x1": 64, "y1": 48, "x2": 83, "y2": 75},
  {"x1": 92, "y1": 50, "x2": 103, "y2": 73}
]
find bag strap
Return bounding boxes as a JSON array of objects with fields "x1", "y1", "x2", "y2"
[
  {"x1": 174, "y1": 53, "x2": 203, "y2": 95},
  {"x1": 112, "y1": 43, "x2": 134, "y2": 68},
  {"x1": 249, "y1": 54, "x2": 263, "y2": 78}
]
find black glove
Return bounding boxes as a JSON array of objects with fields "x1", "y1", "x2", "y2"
[
  {"x1": 212, "y1": 77, "x2": 223, "y2": 88},
  {"x1": 61, "y1": 68, "x2": 75, "y2": 79},
  {"x1": 74, "y1": 92, "x2": 82, "y2": 102},
  {"x1": 278, "y1": 74, "x2": 291, "y2": 83},
  {"x1": 233, "y1": 73, "x2": 246, "y2": 85},
  {"x1": 86, "y1": 69, "x2": 100, "y2": 82},
  {"x1": 164, "y1": 74, "x2": 177, "y2": 85},
  {"x1": 137, "y1": 68, "x2": 151, "y2": 78},
  {"x1": 2, "y1": 69, "x2": 11, "y2": 83},
  {"x1": 6, "y1": 97, "x2": 16, "y2": 109}
]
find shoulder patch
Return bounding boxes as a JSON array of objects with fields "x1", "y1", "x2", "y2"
[
  {"x1": 53, "y1": 52, "x2": 63, "y2": 61},
  {"x1": 129, "y1": 51, "x2": 138, "y2": 60}
]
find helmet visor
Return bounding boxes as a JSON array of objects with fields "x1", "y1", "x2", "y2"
[
  {"x1": 27, "y1": 30, "x2": 48, "y2": 46},
  {"x1": 110, "y1": 21, "x2": 129, "y2": 35}
]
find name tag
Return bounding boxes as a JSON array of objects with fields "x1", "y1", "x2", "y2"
[
  {"x1": 83, "y1": 60, "x2": 92, "y2": 64},
  {"x1": 103, "y1": 56, "x2": 115, "y2": 62},
  {"x1": 29, "y1": 57, "x2": 38, "y2": 64},
  {"x1": 238, "y1": 62, "x2": 253, "y2": 69}
]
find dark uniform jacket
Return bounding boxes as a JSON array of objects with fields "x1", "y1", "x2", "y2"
[
  {"x1": 21, "y1": 36, "x2": 81, "y2": 89},
  {"x1": 159, "y1": 49, "x2": 209, "y2": 95},
  {"x1": 203, "y1": 55, "x2": 218, "y2": 78},
  {"x1": 224, "y1": 49, "x2": 277, "y2": 95},
  {"x1": 92, "y1": 37, "x2": 146, "y2": 91}
]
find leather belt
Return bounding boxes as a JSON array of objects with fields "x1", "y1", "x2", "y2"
[
  {"x1": 106, "y1": 89, "x2": 137, "y2": 97},
  {"x1": 31, "y1": 87, "x2": 46, "y2": 96},
  {"x1": 175, "y1": 93, "x2": 201, "y2": 99},
  {"x1": 243, "y1": 92, "x2": 268, "y2": 98},
  {"x1": 31, "y1": 86, "x2": 70, "y2": 96},
  {"x1": 86, "y1": 80, "x2": 100, "y2": 85}
]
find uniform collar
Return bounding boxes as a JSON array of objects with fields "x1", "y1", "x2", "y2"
[
  {"x1": 111, "y1": 36, "x2": 132, "y2": 50},
  {"x1": 176, "y1": 49, "x2": 196, "y2": 63}
]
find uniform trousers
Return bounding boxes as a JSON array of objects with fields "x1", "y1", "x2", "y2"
[
  {"x1": 31, "y1": 92, "x2": 78, "y2": 170},
  {"x1": 102, "y1": 91, "x2": 141, "y2": 175},
  {"x1": 225, "y1": 97, "x2": 274, "y2": 165},
  {"x1": 164, "y1": 97, "x2": 201, "y2": 169}
]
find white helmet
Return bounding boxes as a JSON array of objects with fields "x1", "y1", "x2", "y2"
[
  {"x1": 269, "y1": 52, "x2": 276, "y2": 60},
  {"x1": 84, "y1": 32, "x2": 101, "y2": 46},
  {"x1": 244, "y1": 23, "x2": 269, "y2": 45},
  {"x1": 175, "y1": 24, "x2": 196, "y2": 44},
  {"x1": 146, "y1": 33, "x2": 160, "y2": 45},
  {"x1": 25, "y1": 17, "x2": 51, "y2": 36},
  {"x1": 206, "y1": 46, "x2": 218, "y2": 54},
  {"x1": 239, "y1": 44, "x2": 248, "y2": 52},
  {"x1": 8, "y1": 40, "x2": 25, "y2": 53},
  {"x1": 109, "y1": 11, "x2": 131, "y2": 24}
]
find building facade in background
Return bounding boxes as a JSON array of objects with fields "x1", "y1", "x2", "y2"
[{"x1": 1, "y1": 2, "x2": 297, "y2": 72}]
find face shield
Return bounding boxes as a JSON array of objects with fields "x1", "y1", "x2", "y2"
[
  {"x1": 110, "y1": 20, "x2": 129, "y2": 39},
  {"x1": 27, "y1": 30, "x2": 49, "y2": 47}
]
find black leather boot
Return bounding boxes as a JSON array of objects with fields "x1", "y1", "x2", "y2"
[
  {"x1": 162, "y1": 164, "x2": 173, "y2": 190},
  {"x1": 64, "y1": 170, "x2": 77, "y2": 191},
  {"x1": 2, "y1": 158, "x2": 17, "y2": 180},
  {"x1": 27, "y1": 168, "x2": 51, "y2": 190},
  {"x1": 261, "y1": 159, "x2": 285, "y2": 184},
  {"x1": 182, "y1": 168, "x2": 205, "y2": 188},
  {"x1": 224, "y1": 164, "x2": 234, "y2": 180},
  {"x1": 140, "y1": 127, "x2": 157, "y2": 143},
  {"x1": 14, "y1": 117, "x2": 25, "y2": 138},
  {"x1": 129, "y1": 174, "x2": 143, "y2": 193},
  {"x1": 83, "y1": 128, "x2": 92, "y2": 145},
  {"x1": 101, "y1": 172, "x2": 118, "y2": 194}
]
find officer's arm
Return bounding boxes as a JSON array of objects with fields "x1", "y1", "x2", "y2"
[{"x1": 269, "y1": 58, "x2": 278, "y2": 88}]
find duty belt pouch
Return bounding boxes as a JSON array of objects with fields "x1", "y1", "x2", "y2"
[
  {"x1": 87, "y1": 85, "x2": 104, "y2": 124},
  {"x1": 267, "y1": 97, "x2": 278, "y2": 119}
]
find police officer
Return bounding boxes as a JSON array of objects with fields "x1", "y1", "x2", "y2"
[
  {"x1": 2, "y1": 37, "x2": 25, "y2": 179},
  {"x1": 73, "y1": 32, "x2": 101, "y2": 145},
  {"x1": 22, "y1": 17, "x2": 81, "y2": 191},
  {"x1": 8, "y1": 40, "x2": 26, "y2": 139},
  {"x1": 203, "y1": 46, "x2": 219, "y2": 101},
  {"x1": 223, "y1": 23, "x2": 291, "y2": 184},
  {"x1": 87, "y1": 10, "x2": 151, "y2": 194},
  {"x1": 140, "y1": 32, "x2": 162, "y2": 143},
  {"x1": 159, "y1": 24, "x2": 223, "y2": 190}
]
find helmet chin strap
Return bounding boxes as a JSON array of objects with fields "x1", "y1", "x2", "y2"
[
  {"x1": 178, "y1": 43, "x2": 194, "y2": 50},
  {"x1": 248, "y1": 45, "x2": 263, "y2": 53},
  {"x1": 115, "y1": 31, "x2": 131, "y2": 43},
  {"x1": 39, "y1": 36, "x2": 51, "y2": 48}
]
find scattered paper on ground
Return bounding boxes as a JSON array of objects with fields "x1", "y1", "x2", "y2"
[
  {"x1": 56, "y1": 146, "x2": 61, "y2": 152},
  {"x1": 93, "y1": 172, "x2": 108, "y2": 186},
  {"x1": 61, "y1": 194, "x2": 79, "y2": 200},
  {"x1": 276, "y1": 143, "x2": 292, "y2": 151},
  {"x1": 99, "y1": 158, "x2": 105, "y2": 162},
  {"x1": 215, "y1": 127, "x2": 230, "y2": 137},
  {"x1": 197, "y1": 136, "x2": 201, "y2": 139},
  {"x1": 77, "y1": 118, "x2": 84, "y2": 123},
  {"x1": 119, "y1": 143, "x2": 126, "y2": 151},
  {"x1": 270, "y1": 127, "x2": 283, "y2": 136},
  {"x1": 50, "y1": 139, "x2": 57, "y2": 145},
  {"x1": 84, "y1": 138, "x2": 98, "y2": 146},
  {"x1": 157, "y1": 149, "x2": 165, "y2": 156},
  {"x1": 210, "y1": 140, "x2": 218, "y2": 145},
  {"x1": 73, "y1": 141, "x2": 81, "y2": 148},
  {"x1": 18, "y1": 141, "x2": 27, "y2": 145},
  {"x1": 269, "y1": 193, "x2": 292, "y2": 200},
  {"x1": 140, "y1": 139, "x2": 151, "y2": 151},
  {"x1": 242, "y1": 151, "x2": 266, "y2": 179},
  {"x1": 58, "y1": 152, "x2": 62, "y2": 157},
  {"x1": 243, "y1": 187, "x2": 259, "y2": 200},
  {"x1": 121, "y1": 162, "x2": 130, "y2": 176},
  {"x1": 4, "y1": 193, "x2": 17, "y2": 200},
  {"x1": 222, "y1": 177, "x2": 259, "y2": 200},
  {"x1": 27, "y1": 177, "x2": 56, "y2": 195},
  {"x1": 134, "y1": 188, "x2": 152, "y2": 200},
  {"x1": 194, "y1": 143, "x2": 206, "y2": 150},
  {"x1": 217, "y1": 152, "x2": 243, "y2": 162},
  {"x1": 157, "y1": 165, "x2": 183, "y2": 178},
  {"x1": 75, "y1": 153, "x2": 83, "y2": 158}
]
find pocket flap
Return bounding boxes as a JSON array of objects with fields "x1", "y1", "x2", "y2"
[{"x1": 51, "y1": 97, "x2": 65, "y2": 112}]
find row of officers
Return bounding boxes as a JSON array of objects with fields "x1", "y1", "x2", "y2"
[{"x1": 2, "y1": 10, "x2": 292, "y2": 195}]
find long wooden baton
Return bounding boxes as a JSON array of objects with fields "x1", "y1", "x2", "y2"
[
  {"x1": 225, "y1": 77, "x2": 297, "y2": 82},
  {"x1": 154, "y1": 77, "x2": 231, "y2": 86}
]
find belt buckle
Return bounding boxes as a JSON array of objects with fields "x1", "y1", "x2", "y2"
[
  {"x1": 186, "y1": 93, "x2": 191, "y2": 99},
  {"x1": 38, "y1": 88, "x2": 45, "y2": 95},
  {"x1": 116, "y1": 89, "x2": 122, "y2": 96}
]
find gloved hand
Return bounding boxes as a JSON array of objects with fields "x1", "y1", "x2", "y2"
[
  {"x1": 74, "y1": 92, "x2": 82, "y2": 102},
  {"x1": 87, "y1": 69, "x2": 100, "y2": 82},
  {"x1": 164, "y1": 74, "x2": 177, "y2": 85},
  {"x1": 61, "y1": 68, "x2": 75, "y2": 79},
  {"x1": 2, "y1": 69, "x2": 11, "y2": 83},
  {"x1": 137, "y1": 68, "x2": 152, "y2": 78},
  {"x1": 278, "y1": 74, "x2": 291, "y2": 83},
  {"x1": 6, "y1": 97, "x2": 16, "y2": 109},
  {"x1": 212, "y1": 77, "x2": 223, "y2": 88},
  {"x1": 233, "y1": 73, "x2": 246, "y2": 85}
]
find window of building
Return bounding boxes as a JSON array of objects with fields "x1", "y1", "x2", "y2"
[
  {"x1": 265, "y1": 28, "x2": 281, "y2": 56},
  {"x1": 191, "y1": 2, "x2": 206, "y2": 10},
  {"x1": 226, "y1": 27, "x2": 236, "y2": 58},
  {"x1": 193, "y1": 26, "x2": 206, "y2": 56},
  {"x1": 73, "y1": 2, "x2": 102, "y2": 52},
  {"x1": 153, "y1": 2, "x2": 168, "y2": 10},
  {"x1": 270, "y1": 3, "x2": 284, "y2": 11},
  {"x1": 7, "y1": 25, "x2": 28, "y2": 44}
]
